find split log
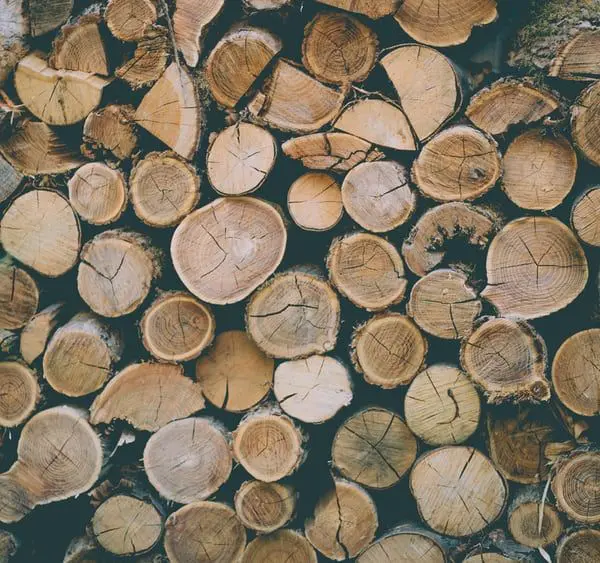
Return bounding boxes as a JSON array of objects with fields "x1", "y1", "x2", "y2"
[
  {"x1": 302, "y1": 11, "x2": 378, "y2": 85},
  {"x1": 466, "y1": 79, "x2": 560, "y2": 135},
  {"x1": 394, "y1": 0, "x2": 497, "y2": 47},
  {"x1": 572, "y1": 187, "x2": 600, "y2": 246},
  {"x1": 28, "y1": 0, "x2": 73, "y2": 37},
  {"x1": 82, "y1": 105, "x2": 138, "y2": 161},
  {"x1": 205, "y1": 27, "x2": 281, "y2": 108},
  {"x1": 1, "y1": 189, "x2": 81, "y2": 277},
  {"x1": 242, "y1": 530, "x2": 317, "y2": 563},
  {"x1": 0, "y1": 529, "x2": 18, "y2": 562},
  {"x1": 550, "y1": 29, "x2": 600, "y2": 80},
  {"x1": 502, "y1": 129, "x2": 577, "y2": 211},
  {"x1": 130, "y1": 151, "x2": 200, "y2": 227},
  {"x1": 234, "y1": 480, "x2": 296, "y2": 533},
  {"x1": 557, "y1": 529, "x2": 600, "y2": 563},
  {"x1": 571, "y1": 80, "x2": 600, "y2": 167},
  {"x1": 78, "y1": 230, "x2": 162, "y2": 317},
  {"x1": 246, "y1": 270, "x2": 340, "y2": 359},
  {"x1": 172, "y1": 197, "x2": 286, "y2": 305},
  {"x1": 68, "y1": 163, "x2": 128, "y2": 225},
  {"x1": 341, "y1": 160, "x2": 416, "y2": 232},
  {"x1": 206, "y1": 123, "x2": 277, "y2": 196},
  {"x1": 407, "y1": 269, "x2": 481, "y2": 340},
  {"x1": 0, "y1": 155, "x2": 23, "y2": 204},
  {"x1": 0, "y1": 260, "x2": 39, "y2": 330},
  {"x1": 244, "y1": 0, "x2": 293, "y2": 10},
  {"x1": 405, "y1": 364, "x2": 481, "y2": 446},
  {"x1": 482, "y1": 216, "x2": 588, "y2": 319},
  {"x1": 331, "y1": 407, "x2": 417, "y2": 489},
  {"x1": 195, "y1": 330, "x2": 273, "y2": 412},
  {"x1": 105, "y1": 0, "x2": 157, "y2": 42},
  {"x1": 232, "y1": 408, "x2": 305, "y2": 482},
  {"x1": 461, "y1": 318, "x2": 550, "y2": 403},
  {"x1": 351, "y1": 313, "x2": 427, "y2": 388},
  {"x1": 248, "y1": 59, "x2": 346, "y2": 133},
  {"x1": 381, "y1": 44, "x2": 462, "y2": 141},
  {"x1": 273, "y1": 355, "x2": 353, "y2": 423},
  {"x1": 0, "y1": 361, "x2": 39, "y2": 428},
  {"x1": 410, "y1": 446, "x2": 508, "y2": 537},
  {"x1": 140, "y1": 291, "x2": 215, "y2": 362},
  {"x1": 143, "y1": 417, "x2": 232, "y2": 503},
  {"x1": 90, "y1": 362, "x2": 205, "y2": 431},
  {"x1": 20, "y1": 303, "x2": 64, "y2": 365},
  {"x1": 287, "y1": 172, "x2": 343, "y2": 231}
]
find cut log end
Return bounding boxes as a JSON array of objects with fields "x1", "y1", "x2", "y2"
[
  {"x1": 316, "y1": 0, "x2": 400, "y2": 19},
  {"x1": 0, "y1": 362, "x2": 39, "y2": 428},
  {"x1": 508, "y1": 494, "x2": 563, "y2": 548},
  {"x1": 572, "y1": 187, "x2": 600, "y2": 247},
  {"x1": 234, "y1": 480, "x2": 296, "y2": 533},
  {"x1": 241, "y1": 530, "x2": 317, "y2": 563},
  {"x1": 83, "y1": 105, "x2": 138, "y2": 161},
  {"x1": 549, "y1": 29, "x2": 600, "y2": 81},
  {"x1": 357, "y1": 528, "x2": 447, "y2": 563},
  {"x1": 572, "y1": 81, "x2": 600, "y2": 167},
  {"x1": 105, "y1": 0, "x2": 157, "y2": 42},
  {"x1": 0, "y1": 262, "x2": 39, "y2": 331},
  {"x1": 20, "y1": 303, "x2": 65, "y2": 365},
  {"x1": 288, "y1": 172, "x2": 343, "y2": 232},
  {"x1": 557, "y1": 529, "x2": 600, "y2": 563}
]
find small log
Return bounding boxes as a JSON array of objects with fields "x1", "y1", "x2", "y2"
[
  {"x1": 410, "y1": 446, "x2": 508, "y2": 537},
  {"x1": 351, "y1": 313, "x2": 427, "y2": 389},
  {"x1": 143, "y1": 418, "x2": 232, "y2": 503},
  {"x1": 29, "y1": 0, "x2": 73, "y2": 37},
  {"x1": 342, "y1": 160, "x2": 416, "y2": 232},
  {"x1": 1, "y1": 189, "x2": 81, "y2": 277},
  {"x1": 0, "y1": 529, "x2": 18, "y2": 562},
  {"x1": 164, "y1": 501, "x2": 246, "y2": 563},
  {"x1": 20, "y1": 303, "x2": 65, "y2": 365},
  {"x1": 90, "y1": 362, "x2": 205, "y2": 432},
  {"x1": 63, "y1": 535, "x2": 105, "y2": 563},
  {"x1": 234, "y1": 480, "x2": 296, "y2": 534},
  {"x1": 463, "y1": 553, "x2": 518, "y2": 563},
  {"x1": 287, "y1": 172, "x2": 343, "y2": 231},
  {"x1": 327, "y1": 232, "x2": 407, "y2": 311},
  {"x1": 248, "y1": 59, "x2": 346, "y2": 133},
  {"x1": 572, "y1": 187, "x2": 600, "y2": 246},
  {"x1": 405, "y1": 364, "x2": 481, "y2": 446},
  {"x1": 461, "y1": 318, "x2": 550, "y2": 403},
  {"x1": 241, "y1": 530, "x2": 317, "y2": 563},
  {"x1": 244, "y1": 0, "x2": 292, "y2": 10},
  {"x1": 172, "y1": 197, "x2": 286, "y2": 305},
  {"x1": 195, "y1": 330, "x2": 273, "y2": 412},
  {"x1": 205, "y1": 27, "x2": 281, "y2": 108},
  {"x1": 381, "y1": 44, "x2": 462, "y2": 141},
  {"x1": 0, "y1": 155, "x2": 23, "y2": 204},
  {"x1": 315, "y1": 0, "x2": 400, "y2": 19},
  {"x1": 78, "y1": 230, "x2": 162, "y2": 317},
  {"x1": 105, "y1": 0, "x2": 157, "y2": 42},
  {"x1": 332, "y1": 407, "x2": 417, "y2": 489},
  {"x1": 15, "y1": 53, "x2": 109, "y2": 126},
  {"x1": 482, "y1": 216, "x2": 588, "y2": 320},
  {"x1": 557, "y1": 529, "x2": 600, "y2": 563},
  {"x1": 82, "y1": 105, "x2": 138, "y2": 161},
  {"x1": 550, "y1": 29, "x2": 600, "y2": 80},
  {"x1": 0, "y1": 361, "x2": 39, "y2": 428},
  {"x1": 246, "y1": 270, "x2": 340, "y2": 359},
  {"x1": 68, "y1": 163, "x2": 128, "y2": 225},
  {"x1": 274, "y1": 355, "x2": 353, "y2": 423},
  {"x1": 466, "y1": 78, "x2": 560, "y2": 136},
  {"x1": 571, "y1": 80, "x2": 600, "y2": 167},
  {"x1": 130, "y1": 151, "x2": 200, "y2": 227},
  {"x1": 0, "y1": 330, "x2": 19, "y2": 356},
  {"x1": 232, "y1": 408, "x2": 305, "y2": 482},
  {"x1": 207, "y1": 123, "x2": 277, "y2": 196},
  {"x1": 0, "y1": 260, "x2": 39, "y2": 330}
]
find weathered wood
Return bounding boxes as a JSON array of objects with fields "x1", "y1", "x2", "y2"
[
  {"x1": 234, "y1": 480, "x2": 295, "y2": 533},
  {"x1": 82, "y1": 105, "x2": 138, "y2": 160},
  {"x1": 557, "y1": 528, "x2": 600, "y2": 563},
  {"x1": 0, "y1": 361, "x2": 39, "y2": 428},
  {"x1": 572, "y1": 186, "x2": 600, "y2": 246},
  {"x1": 571, "y1": 80, "x2": 600, "y2": 167},
  {"x1": 0, "y1": 260, "x2": 39, "y2": 330},
  {"x1": 241, "y1": 530, "x2": 317, "y2": 563},
  {"x1": 105, "y1": 0, "x2": 156, "y2": 42}
]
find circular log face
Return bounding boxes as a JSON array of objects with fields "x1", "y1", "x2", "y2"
[
  {"x1": 105, "y1": 0, "x2": 157, "y2": 41},
  {"x1": 463, "y1": 554, "x2": 514, "y2": 563},
  {"x1": 572, "y1": 81, "x2": 600, "y2": 167},
  {"x1": 234, "y1": 480, "x2": 295, "y2": 533},
  {"x1": 357, "y1": 531, "x2": 446, "y2": 563},
  {"x1": 572, "y1": 187, "x2": 600, "y2": 246},
  {"x1": 241, "y1": 530, "x2": 317, "y2": 563},
  {"x1": 557, "y1": 529, "x2": 600, "y2": 563},
  {"x1": 0, "y1": 262, "x2": 39, "y2": 330},
  {"x1": 508, "y1": 501, "x2": 562, "y2": 548},
  {"x1": 0, "y1": 362, "x2": 39, "y2": 427}
]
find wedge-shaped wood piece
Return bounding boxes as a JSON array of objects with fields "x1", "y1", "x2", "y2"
[
  {"x1": 0, "y1": 361, "x2": 39, "y2": 427},
  {"x1": 0, "y1": 261, "x2": 39, "y2": 330},
  {"x1": 316, "y1": 0, "x2": 400, "y2": 19},
  {"x1": 571, "y1": 80, "x2": 600, "y2": 167},
  {"x1": 29, "y1": 0, "x2": 74, "y2": 37},
  {"x1": 105, "y1": 0, "x2": 156, "y2": 42},
  {"x1": 83, "y1": 105, "x2": 138, "y2": 160},
  {"x1": 550, "y1": 30, "x2": 600, "y2": 80},
  {"x1": 20, "y1": 303, "x2": 64, "y2": 364}
]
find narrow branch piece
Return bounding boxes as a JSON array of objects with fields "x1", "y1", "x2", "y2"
[
  {"x1": 288, "y1": 172, "x2": 343, "y2": 231},
  {"x1": 571, "y1": 81, "x2": 600, "y2": 167},
  {"x1": 234, "y1": 480, "x2": 295, "y2": 533},
  {"x1": 29, "y1": 0, "x2": 74, "y2": 37},
  {"x1": 508, "y1": 489, "x2": 563, "y2": 548},
  {"x1": 550, "y1": 29, "x2": 600, "y2": 80},
  {"x1": 105, "y1": 0, "x2": 157, "y2": 42},
  {"x1": 357, "y1": 527, "x2": 447, "y2": 563},
  {"x1": 557, "y1": 529, "x2": 600, "y2": 563},
  {"x1": 83, "y1": 105, "x2": 138, "y2": 160},
  {"x1": 20, "y1": 303, "x2": 64, "y2": 364},
  {"x1": 572, "y1": 187, "x2": 600, "y2": 246},
  {"x1": 241, "y1": 530, "x2": 317, "y2": 563},
  {"x1": 0, "y1": 261, "x2": 39, "y2": 330},
  {"x1": 0, "y1": 361, "x2": 39, "y2": 427}
]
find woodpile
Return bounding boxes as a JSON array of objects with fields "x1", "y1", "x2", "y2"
[{"x1": 1, "y1": 1, "x2": 600, "y2": 562}]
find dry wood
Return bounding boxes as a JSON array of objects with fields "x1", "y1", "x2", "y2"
[
  {"x1": 557, "y1": 529, "x2": 600, "y2": 563},
  {"x1": 105, "y1": 0, "x2": 156, "y2": 42},
  {"x1": 234, "y1": 480, "x2": 295, "y2": 533},
  {"x1": 0, "y1": 0, "x2": 27, "y2": 86},
  {"x1": 0, "y1": 361, "x2": 39, "y2": 428},
  {"x1": 242, "y1": 530, "x2": 316, "y2": 563},
  {"x1": 28, "y1": 0, "x2": 73, "y2": 37},
  {"x1": 0, "y1": 529, "x2": 18, "y2": 562},
  {"x1": 572, "y1": 187, "x2": 600, "y2": 246},
  {"x1": 0, "y1": 261, "x2": 39, "y2": 330},
  {"x1": 0, "y1": 156, "x2": 23, "y2": 204},
  {"x1": 20, "y1": 303, "x2": 64, "y2": 364},
  {"x1": 244, "y1": 0, "x2": 292, "y2": 10},
  {"x1": 287, "y1": 172, "x2": 343, "y2": 231},
  {"x1": 62, "y1": 535, "x2": 105, "y2": 563},
  {"x1": 463, "y1": 554, "x2": 517, "y2": 563},
  {"x1": 315, "y1": 0, "x2": 400, "y2": 19},
  {"x1": 82, "y1": 105, "x2": 138, "y2": 160},
  {"x1": 0, "y1": 330, "x2": 18, "y2": 356},
  {"x1": 571, "y1": 80, "x2": 600, "y2": 167},
  {"x1": 550, "y1": 29, "x2": 600, "y2": 80}
]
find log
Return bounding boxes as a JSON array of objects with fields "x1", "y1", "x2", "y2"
[
  {"x1": 0, "y1": 529, "x2": 18, "y2": 562},
  {"x1": 550, "y1": 29, "x2": 600, "y2": 80},
  {"x1": 28, "y1": 0, "x2": 73, "y2": 37},
  {"x1": 246, "y1": 270, "x2": 340, "y2": 359},
  {"x1": 234, "y1": 480, "x2": 296, "y2": 533},
  {"x1": 172, "y1": 197, "x2": 286, "y2": 305},
  {"x1": 351, "y1": 312, "x2": 427, "y2": 388},
  {"x1": 244, "y1": 0, "x2": 292, "y2": 10},
  {"x1": 0, "y1": 0, "x2": 28, "y2": 86},
  {"x1": 572, "y1": 186, "x2": 600, "y2": 246},
  {"x1": 273, "y1": 355, "x2": 353, "y2": 423},
  {"x1": 287, "y1": 172, "x2": 343, "y2": 231},
  {"x1": 195, "y1": 330, "x2": 273, "y2": 412},
  {"x1": 241, "y1": 530, "x2": 317, "y2": 563},
  {"x1": 0, "y1": 330, "x2": 18, "y2": 356},
  {"x1": 0, "y1": 155, "x2": 23, "y2": 204},
  {"x1": 404, "y1": 364, "x2": 481, "y2": 446},
  {"x1": 130, "y1": 151, "x2": 200, "y2": 227},
  {"x1": 62, "y1": 535, "x2": 107, "y2": 563},
  {"x1": 571, "y1": 80, "x2": 600, "y2": 167},
  {"x1": 331, "y1": 406, "x2": 417, "y2": 489},
  {"x1": 315, "y1": 0, "x2": 400, "y2": 19},
  {"x1": 1, "y1": 189, "x2": 81, "y2": 277},
  {"x1": 82, "y1": 105, "x2": 138, "y2": 160},
  {"x1": 164, "y1": 501, "x2": 246, "y2": 563},
  {"x1": 341, "y1": 160, "x2": 416, "y2": 232},
  {"x1": 143, "y1": 417, "x2": 231, "y2": 503},
  {"x1": 0, "y1": 361, "x2": 39, "y2": 428},
  {"x1": 105, "y1": 0, "x2": 156, "y2": 42},
  {"x1": 20, "y1": 303, "x2": 64, "y2": 365},
  {"x1": 0, "y1": 260, "x2": 39, "y2": 330},
  {"x1": 557, "y1": 528, "x2": 600, "y2": 563},
  {"x1": 463, "y1": 553, "x2": 518, "y2": 563}
]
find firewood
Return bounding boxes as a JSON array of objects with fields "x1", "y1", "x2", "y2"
[
  {"x1": 315, "y1": 0, "x2": 400, "y2": 19},
  {"x1": 287, "y1": 172, "x2": 343, "y2": 231},
  {"x1": 381, "y1": 44, "x2": 462, "y2": 141},
  {"x1": 90, "y1": 362, "x2": 205, "y2": 431},
  {"x1": 62, "y1": 535, "x2": 106, "y2": 563},
  {"x1": 550, "y1": 29, "x2": 600, "y2": 80},
  {"x1": 0, "y1": 0, "x2": 28, "y2": 86},
  {"x1": 0, "y1": 529, "x2": 18, "y2": 562},
  {"x1": 105, "y1": 0, "x2": 157, "y2": 42},
  {"x1": 19, "y1": 303, "x2": 64, "y2": 365},
  {"x1": 482, "y1": 217, "x2": 588, "y2": 319},
  {"x1": 0, "y1": 155, "x2": 23, "y2": 204},
  {"x1": 351, "y1": 313, "x2": 427, "y2": 389},
  {"x1": 205, "y1": 27, "x2": 282, "y2": 108},
  {"x1": 248, "y1": 59, "x2": 346, "y2": 133},
  {"x1": 206, "y1": 123, "x2": 277, "y2": 196},
  {"x1": 0, "y1": 330, "x2": 18, "y2": 356},
  {"x1": 342, "y1": 160, "x2": 416, "y2": 232},
  {"x1": 68, "y1": 163, "x2": 128, "y2": 225},
  {"x1": 557, "y1": 529, "x2": 600, "y2": 563},
  {"x1": 143, "y1": 417, "x2": 231, "y2": 503},
  {"x1": 331, "y1": 407, "x2": 417, "y2": 489},
  {"x1": 0, "y1": 361, "x2": 39, "y2": 428},
  {"x1": 241, "y1": 530, "x2": 317, "y2": 563},
  {"x1": 244, "y1": 0, "x2": 292, "y2": 10},
  {"x1": 0, "y1": 260, "x2": 39, "y2": 330},
  {"x1": 273, "y1": 355, "x2": 352, "y2": 423},
  {"x1": 82, "y1": 105, "x2": 138, "y2": 160},
  {"x1": 410, "y1": 446, "x2": 508, "y2": 537},
  {"x1": 1, "y1": 189, "x2": 81, "y2": 277},
  {"x1": 466, "y1": 78, "x2": 560, "y2": 135},
  {"x1": 394, "y1": 0, "x2": 497, "y2": 47},
  {"x1": 572, "y1": 187, "x2": 600, "y2": 247},
  {"x1": 130, "y1": 151, "x2": 200, "y2": 227},
  {"x1": 172, "y1": 197, "x2": 286, "y2": 305},
  {"x1": 164, "y1": 501, "x2": 246, "y2": 563},
  {"x1": 28, "y1": 0, "x2": 73, "y2": 37},
  {"x1": 234, "y1": 480, "x2": 296, "y2": 533},
  {"x1": 463, "y1": 553, "x2": 518, "y2": 563},
  {"x1": 232, "y1": 408, "x2": 305, "y2": 481},
  {"x1": 461, "y1": 318, "x2": 550, "y2": 403},
  {"x1": 246, "y1": 270, "x2": 340, "y2": 359},
  {"x1": 571, "y1": 80, "x2": 600, "y2": 167},
  {"x1": 327, "y1": 232, "x2": 407, "y2": 311}
]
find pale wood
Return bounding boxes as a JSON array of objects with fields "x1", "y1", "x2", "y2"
[
  {"x1": 550, "y1": 29, "x2": 600, "y2": 80},
  {"x1": 0, "y1": 155, "x2": 23, "y2": 204},
  {"x1": 463, "y1": 554, "x2": 516, "y2": 563},
  {"x1": 571, "y1": 80, "x2": 600, "y2": 167},
  {"x1": 315, "y1": 0, "x2": 400, "y2": 19},
  {"x1": 234, "y1": 480, "x2": 295, "y2": 533},
  {"x1": 0, "y1": 361, "x2": 39, "y2": 428},
  {"x1": 28, "y1": 0, "x2": 73, "y2": 37},
  {"x1": 105, "y1": 0, "x2": 156, "y2": 42},
  {"x1": 244, "y1": 0, "x2": 292, "y2": 10},
  {"x1": 83, "y1": 105, "x2": 138, "y2": 160},
  {"x1": 557, "y1": 529, "x2": 600, "y2": 563},
  {"x1": 288, "y1": 172, "x2": 343, "y2": 231},
  {"x1": 572, "y1": 187, "x2": 600, "y2": 246},
  {"x1": 358, "y1": 527, "x2": 447, "y2": 563},
  {"x1": 20, "y1": 303, "x2": 64, "y2": 365},
  {"x1": 0, "y1": 261, "x2": 39, "y2": 330},
  {"x1": 241, "y1": 530, "x2": 317, "y2": 563}
]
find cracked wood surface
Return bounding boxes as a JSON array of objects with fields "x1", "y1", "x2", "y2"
[
  {"x1": 234, "y1": 480, "x2": 295, "y2": 533},
  {"x1": 0, "y1": 260, "x2": 39, "y2": 330},
  {"x1": 105, "y1": 0, "x2": 156, "y2": 42},
  {"x1": 20, "y1": 303, "x2": 64, "y2": 365},
  {"x1": 357, "y1": 527, "x2": 447, "y2": 563},
  {"x1": 82, "y1": 104, "x2": 138, "y2": 160},
  {"x1": 241, "y1": 529, "x2": 317, "y2": 563},
  {"x1": 0, "y1": 361, "x2": 39, "y2": 428},
  {"x1": 287, "y1": 172, "x2": 343, "y2": 231},
  {"x1": 572, "y1": 80, "x2": 600, "y2": 167},
  {"x1": 572, "y1": 187, "x2": 600, "y2": 247}
]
